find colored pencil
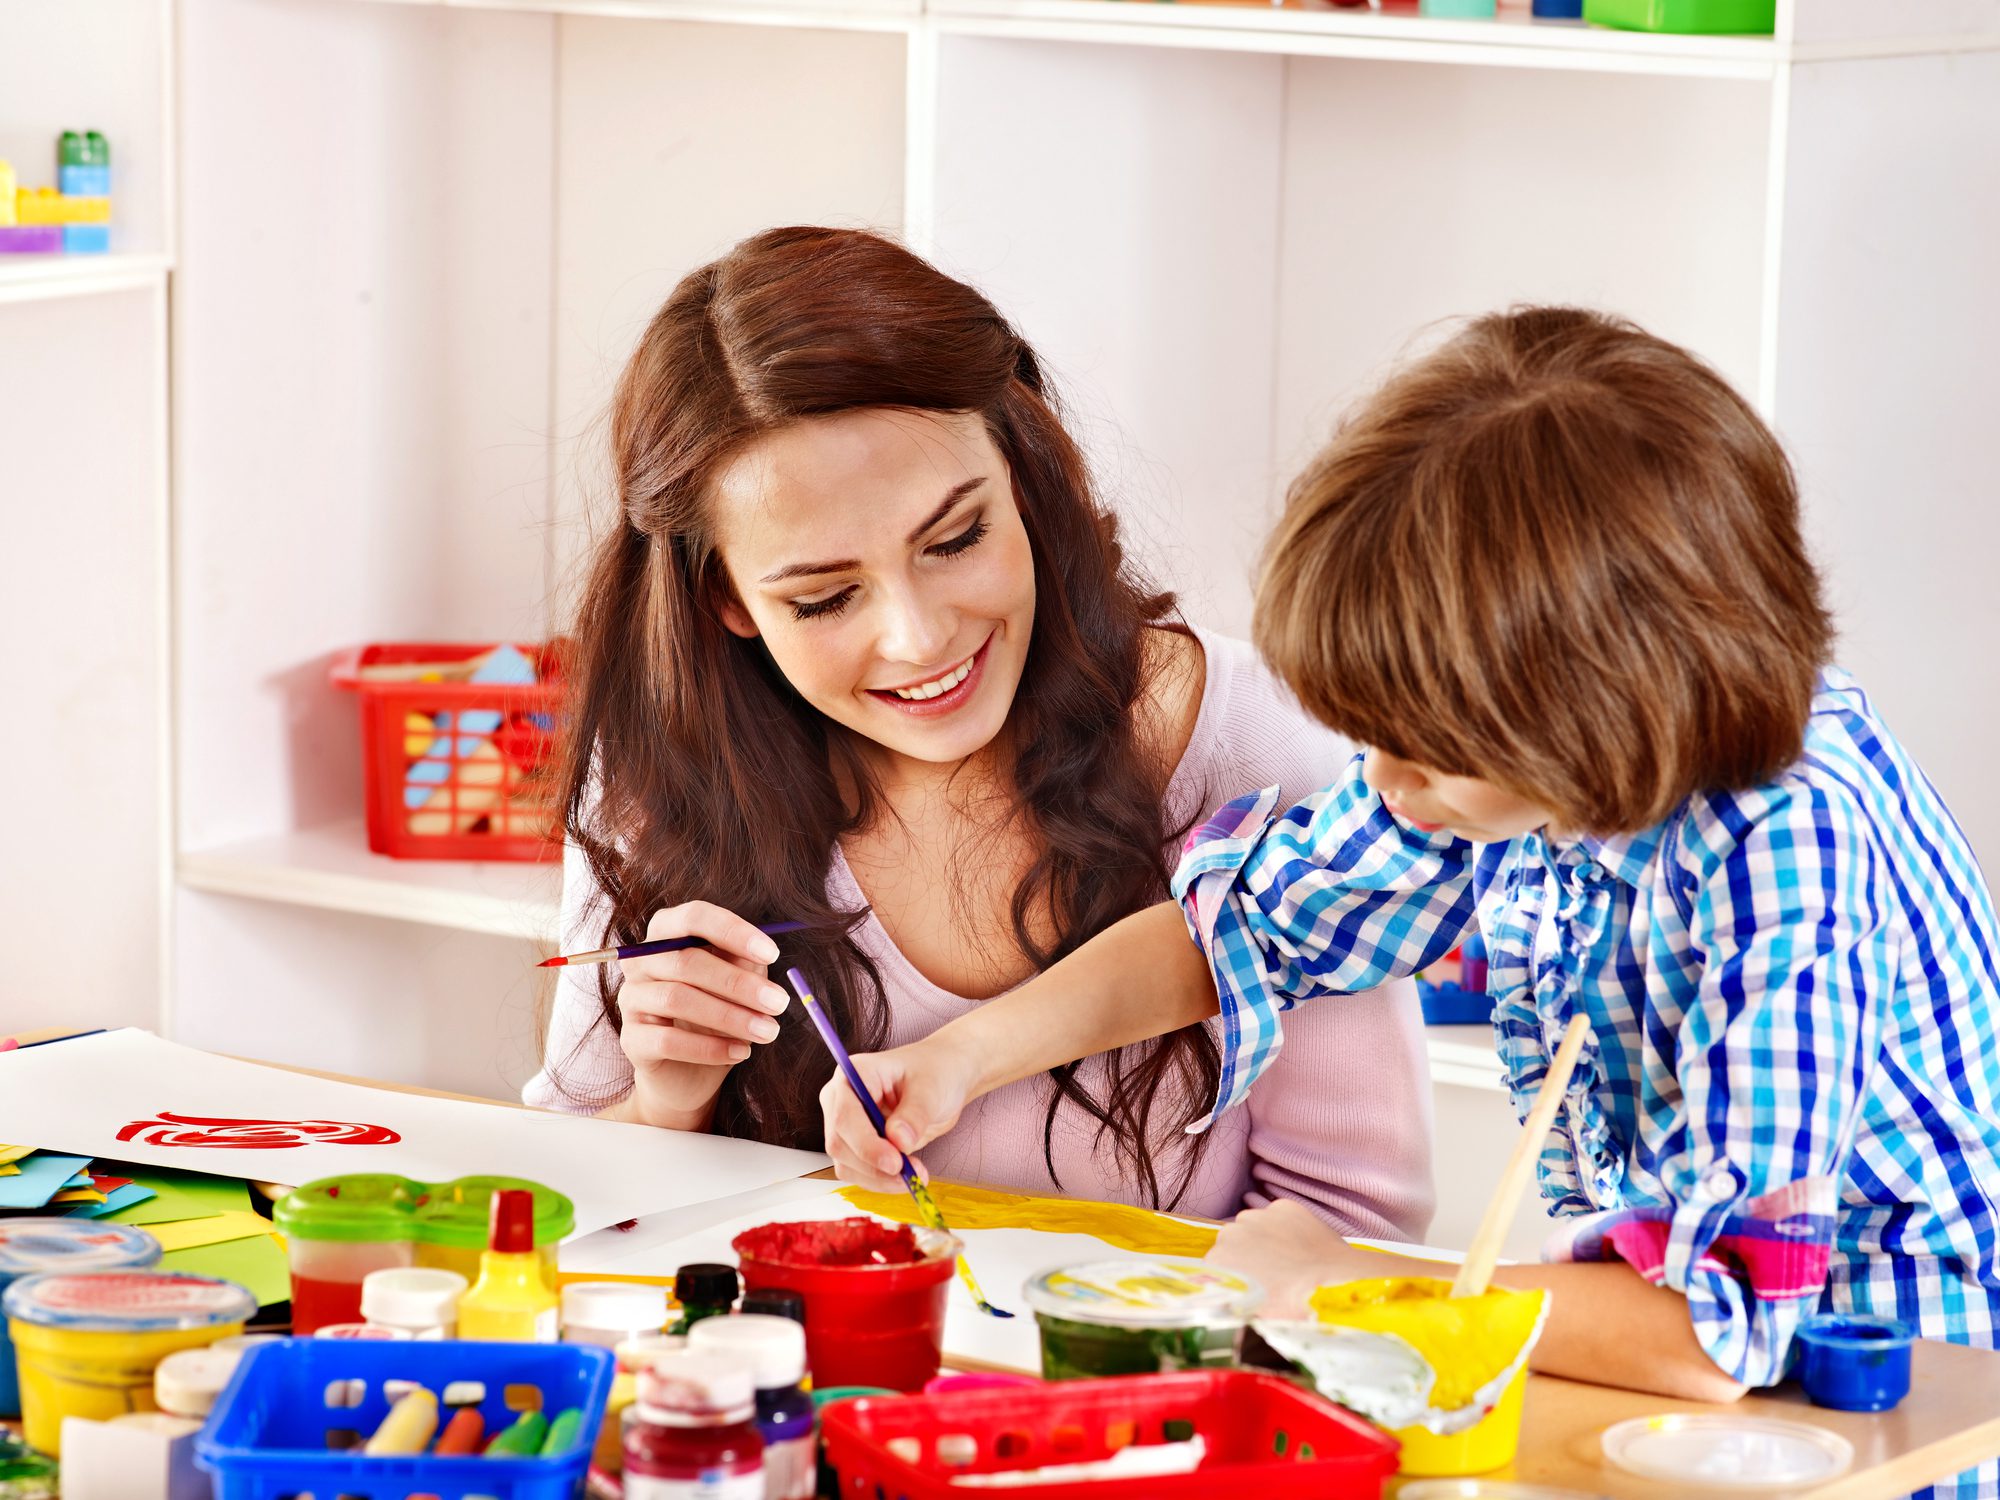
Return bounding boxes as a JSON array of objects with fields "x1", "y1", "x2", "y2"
[
  {"x1": 785, "y1": 966, "x2": 1013, "y2": 1319},
  {"x1": 539, "y1": 919, "x2": 807, "y2": 969}
]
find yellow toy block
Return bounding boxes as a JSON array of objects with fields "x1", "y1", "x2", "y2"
[
  {"x1": 0, "y1": 162, "x2": 15, "y2": 226},
  {"x1": 15, "y1": 188, "x2": 110, "y2": 225}
]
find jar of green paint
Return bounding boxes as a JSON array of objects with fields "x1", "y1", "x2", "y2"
[{"x1": 1023, "y1": 1258, "x2": 1263, "y2": 1380}]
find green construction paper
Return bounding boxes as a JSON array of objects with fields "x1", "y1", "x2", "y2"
[
  {"x1": 159, "y1": 1232, "x2": 290, "y2": 1306},
  {"x1": 94, "y1": 1161, "x2": 255, "y2": 1225}
]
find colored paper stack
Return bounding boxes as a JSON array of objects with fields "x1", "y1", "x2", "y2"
[
  {"x1": 0, "y1": 131, "x2": 112, "y2": 256},
  {"x1": 0, "y1": 1147, "x2": 288, "y2": 1304}
]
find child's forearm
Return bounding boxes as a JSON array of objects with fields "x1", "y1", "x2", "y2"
[
  {"x1": 940, "y1": 901, "x2": 1219, "y2": 1096},
  {"x1": 1344, "y1": 1248, "x2": 1748, "y2": 1404}
]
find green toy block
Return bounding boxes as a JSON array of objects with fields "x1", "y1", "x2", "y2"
[{"x1": 1583, "y1": 0, "x2": 1774, "y2": 33}]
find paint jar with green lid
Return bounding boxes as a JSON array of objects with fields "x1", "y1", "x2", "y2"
[
  {"x1": 1024, "y1": 1257, "x2": 1263, "y2": 1380},
  {"x1": 411, "y1": 1176, "x2": 573, "y2": 1288},
  {"x1": 274, "y1": 1175, "x2": 420, "y2": 1334}
]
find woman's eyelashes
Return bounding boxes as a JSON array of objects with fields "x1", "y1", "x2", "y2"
[{"x1": 784, "y1": 514, "x2": 991, "y2": 622}]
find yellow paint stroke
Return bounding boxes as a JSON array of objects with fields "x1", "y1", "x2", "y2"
[{"x1": 836, "y1": 1181, "x2": 1217, "y2": 1260}]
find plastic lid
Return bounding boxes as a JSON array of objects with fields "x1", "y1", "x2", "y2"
[
  {"x1": 154, "y1": 1345, "x2": 248, "y2": 1417},
  {"x1": 636, "y1": 1350, "x2": 756, "y2": 1424},
  {"x1": 1797, "y1": 1312, "x2": 1917, "y2": 1349},
  {"x1": 688, "y1": 1314, "x2": 807, "y2": 1389},
  {"x1": 0, "y1": 1219, "x2": 162, "y2": 1276},
  {"x1": 1601, "y1": 1414, "x2": 1854, "y2": 1489},
  {"x1": 740, "y1": 1288, "x2": 805, "y2": 1325},
  {"x1": 675, "y1": 1262, "x2": 739, "y2": 1306},
  {"x1": 1023, "y1": 1258, "x2": 1263, "y2": 1330},
  {"x1": 413, "y1": 1177, "x2": 575, "y2": 1251},
  {"x1": 2, "y1": 1271, "x2": 254, "y2": 1332},
  {"x1": 563, "y1": 1281, "x2": 668, "y2": 1334},
  {"x1": 615, "y1": 1332, "x2": 688, "y2": 1373},
  {"x1": 312, "y1": 1322, "x2": 412, "y2": 1340},
  {"x1": 488, "y1": 1189, "x2": 535, "y2": 1255},
  {"x1": 361, "y1": 1267, "x2": 468, "y2": 1327},
  {"x1": 273, "y1": 1175, "x2": 420, "y2": 1244}
]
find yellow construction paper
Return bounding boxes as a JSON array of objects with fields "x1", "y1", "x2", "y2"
[
  {"x1": 0, "y1": 1144, "x2": 33, "y2": 1167},
  {"x1": 1309, "y1": 1276, "x2": 1548, "y2": 1412},
  {"x1": 145, "y1": 1211, "x2": 281, "y2": 1254},
  {"x1": 0, "y1": 1164, "x2": 17, "y2": 1176},
  {"x1": 836, "y1": 1181, "x2": 1217, "y2": 1259},
  {"x1": 51, "y1": 1187, "x2": 107, "y2": 1204}
]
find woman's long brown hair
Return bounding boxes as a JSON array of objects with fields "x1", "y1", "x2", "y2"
[{"x1": 555, "y1": 226, "x2": 1219, "y2": 1207}]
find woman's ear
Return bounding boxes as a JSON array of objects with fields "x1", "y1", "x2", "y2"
[{"x1": 718, "y1": 594, "x2": 760, "y2": 640}]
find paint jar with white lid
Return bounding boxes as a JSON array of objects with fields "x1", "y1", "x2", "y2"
[
  {"x1": 361, "y1": 1266, "x2": 468, "y2": 1340},
  {"x1": 563, "y1": 1281, "x2": 669, "y2": 1347}
]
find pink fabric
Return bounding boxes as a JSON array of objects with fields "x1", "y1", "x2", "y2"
[{"x1": 524, "y1": 627, "x2": 1434, "y2": 1238}]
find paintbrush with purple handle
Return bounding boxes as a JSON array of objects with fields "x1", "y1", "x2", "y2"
[{"x1": 787, "y1": 966, "x2": 1012, "y2": 1319}]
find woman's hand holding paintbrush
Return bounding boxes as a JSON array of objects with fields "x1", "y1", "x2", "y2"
[{"x1": 576, "y1": 904, "x2": 797, "y2": 1132}]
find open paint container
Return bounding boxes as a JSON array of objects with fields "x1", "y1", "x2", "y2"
[
  {"x1": 1023, "y1": 1257, "x2": 1263, "y2": 1380},
  {"x1": 732, "y1": 1217, "x2": 958, "y2": 1393},
  {"x1": 0, "y1": 1219, "x2": 162, "y2": 1419},
  {"x1": 1795, "y1": 1312, "x2": 1916, "y2": 1412}
]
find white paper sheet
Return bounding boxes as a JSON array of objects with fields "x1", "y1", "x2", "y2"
[{"x1": 0, "y1": 1031, "x2": 827, "y2": 1240}]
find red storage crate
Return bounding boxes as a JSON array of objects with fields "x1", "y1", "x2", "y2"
[
  {"x1": 331, "y1": 642, "x2": 565, "y2": 861},
  {"x1": 820, "y1": 1370, "x2": 1400, "y2": 1500}
]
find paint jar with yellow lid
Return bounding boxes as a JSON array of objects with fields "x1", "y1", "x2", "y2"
[{"x1": 1023, "y1": 1257, "x2": 1263, "y2": 1380}]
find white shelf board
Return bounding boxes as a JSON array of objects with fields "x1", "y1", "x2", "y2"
[
  {"x1": 929, "y1": 0, "x2": 1780, "y2": 77},
  {"x1": 1425, "y1": 1023, "x2": 1506, "y2": 1092},
  {"x1": 0, "y1": 253, "x2": 173, "y2": 306},
  {"x1": 356, "y1": 0, "x2": 920, "y2": 28},
  {"x1": 178, "y1": 821, "x2": 562, "y2": 940}
]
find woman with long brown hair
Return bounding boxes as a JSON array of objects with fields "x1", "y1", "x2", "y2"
[{"x1": 523, "y1": 225, "x2": 1430, "y2": 1228}]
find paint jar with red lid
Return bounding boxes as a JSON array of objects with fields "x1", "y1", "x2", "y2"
[{"x1": 731, "y1": 1218, "x2": 958, "y2": 1392}]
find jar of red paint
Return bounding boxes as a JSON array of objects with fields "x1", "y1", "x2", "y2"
[{"x1": 731, "y1": 1218, "x2": 958, "y2": 1392}]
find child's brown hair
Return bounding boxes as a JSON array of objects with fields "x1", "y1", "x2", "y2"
[{"x1": 1255, "y1": 306, "x2": 1832, "y2": 834}]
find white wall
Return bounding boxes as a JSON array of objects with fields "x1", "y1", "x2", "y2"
[{"x1": 0, "y1": 288, "x2": 165, "y2": 1034}]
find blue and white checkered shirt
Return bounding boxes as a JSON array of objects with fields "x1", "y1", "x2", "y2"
[{"x1": 1173, "y1": 670, "x2": 2000, "y2": 1490}]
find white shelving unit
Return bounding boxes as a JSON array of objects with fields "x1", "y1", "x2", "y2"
[{"x1": 8, "y1": 0, "x2": 1997, "y2": 1255}]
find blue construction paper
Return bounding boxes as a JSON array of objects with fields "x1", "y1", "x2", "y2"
[
  {"x1": 66, "y1": 1183, "x2": 156, "y2": 1218},
  {"x1": 0, "y1": 1154, "x2": 92, "y2": 1210}
]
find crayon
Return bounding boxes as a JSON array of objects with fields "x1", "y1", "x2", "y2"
[
  {"x1": 539, "y1": 1408, "x2": 584, "y2": 1456},
  {"x1": 363, "y1": 1388, "x2": 439, "y2": 1455},
  {"x1": 434, "y1": 1406, "x2": 487, "y2": 1455},
  {"x1": 486, "y1": 1410, "x2": 550, "y2": 1457}
]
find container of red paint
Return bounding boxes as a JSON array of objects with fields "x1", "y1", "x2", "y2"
[{"x1": 731, "y1": 1218, "x2": 958, "y2": 1392}]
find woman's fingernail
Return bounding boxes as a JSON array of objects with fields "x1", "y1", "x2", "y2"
[
  {"x1": 763, "y1": 986, "x2": 789, "y2": 1014},
  {"x1": 751, "y1": 1019, "x2": 780, "y2": 1043},
  {"x1": 879, "y1": 1150, "x2": 902, "y2": 1175},
  {"x1": 888, "y1": 1121, "x2": 915, "y2": 1151},
  {"x1": 754, "y1": 938, "x2": 781, "y2": 962},
  {"x1": 728, "y1": 1044, "x2": 751, "y2": 1062}
]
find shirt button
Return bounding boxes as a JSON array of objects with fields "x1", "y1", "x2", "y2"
[{"x1": 1699, "y1": 1161, "x2": 1739, "y2": 1203}]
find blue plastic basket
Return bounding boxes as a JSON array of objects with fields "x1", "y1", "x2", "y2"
[{"x1": 196, "y1": 1337, "x2": 612, "y2": 1500}]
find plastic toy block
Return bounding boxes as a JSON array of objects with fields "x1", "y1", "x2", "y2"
[
  {"x1": 62, "y1": 224, "x2": 109, "y2": 254},
  {"x1": 0, "y1": 161, "x2": 14, "y2": 226},
  {"x1": 59, "y1": 165, "x2": 111, "y2": 197},
  {"x1": 59, "y1": 131, "x2": 110, "y2": 168},
  {"x1": 16, "y1": 189, "x2": 111, "y2": 226},
  {"x1": 1582, "y1": 0, "x2": 1773, "y2": 31},
  {"x1": 0, "y1": 224, "x2": 63, "y2": 253}
]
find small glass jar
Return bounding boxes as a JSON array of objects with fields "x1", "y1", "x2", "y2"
[
  {"x1": 625, "y1": 1350, "x2": 764, "y2": 1500},
  {"x1": 689, "y1": 1315, "x2": 814, "y2": 1500},
  {"x1": 1024, "y1": 1257, "x2": 1262, "y2": 1379},
  {"x1": 361, "y1": 1267, "x2": 468, "y2": 1339}
]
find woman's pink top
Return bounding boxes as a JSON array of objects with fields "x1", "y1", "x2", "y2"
[{"x1": 524, "y1": 628, "x2": 1434, "y2": 1238}]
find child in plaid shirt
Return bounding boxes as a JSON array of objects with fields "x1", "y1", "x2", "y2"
[{"x1": 820, "y1": 308, "x2": 2000, "y2": 1493}]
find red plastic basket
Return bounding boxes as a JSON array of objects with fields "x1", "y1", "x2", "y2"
[
  {"x1": 820, "y1": 1370, "x2": 1400, "y2": 1500},
  {"x1": 331, "y1": 642, "x2": 565, "y2": 861}
]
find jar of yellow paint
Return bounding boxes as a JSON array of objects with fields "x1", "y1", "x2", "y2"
[
  {"x1": 1298, "y1": 1276, "x2": 1549, "y2": 1477},
  {"x1": 2, "y1": 1270, "x2": 254, "y2": 1455}
]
